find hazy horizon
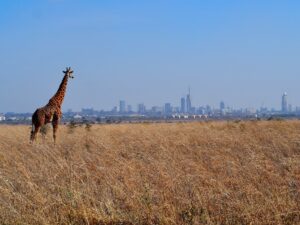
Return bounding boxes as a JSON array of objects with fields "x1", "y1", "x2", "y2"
[{"x1": 1, "y1": 0, "x2": 300, "y2": 113}]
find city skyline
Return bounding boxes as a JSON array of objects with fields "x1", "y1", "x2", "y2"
[
  {"x1": 1, "y1": 90, "x2": 296, "y2": 114},
  {"x1": 107, "y1": 91, "x2": 295, "y2": 113},
  {"x1": 1, "y1": 90, "x2": 299, "y2": 124}
]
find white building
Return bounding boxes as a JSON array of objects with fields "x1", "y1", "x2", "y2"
[
  {"x1": 0, "y1": 114, "x2": 6, "y2": 121},
  {"x1": 73, "y1": 114, "x2": 82, "y2": 120}
]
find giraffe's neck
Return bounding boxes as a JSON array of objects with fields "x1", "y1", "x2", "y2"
[{"x1": 48, "y1": 75, "x2": 69, "y2": 107}]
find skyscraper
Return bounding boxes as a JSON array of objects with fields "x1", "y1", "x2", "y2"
[
  {"x1": 186, "y1": 87, "x2": 192, "y2": 113},
  {"x1": 119, "y1": 100, "x2": 126, "y2": 113},
  {"x1": 282, "y1": 92, "x2": 288, "y2": 113},
  {"x1": 180, "y1": 97, "x2": 186, "y2": 113},
  {"x1": 138, "y1": 103, "x2": 146, "y2": 114},
  {"x1": 220, "y1": 101, "x2": 225, "y2": 110},
  {"x1": 164, "y1": 103, "x2": 172, "y2": 115},
  {"x1": 288, "y1": 104, "x2": 293, "y2": 112},
  {"x1": 220, "y1": 101, "x2": 225, "y2": 115},
  {"x1": 127, "y1": 105, "x2": 132, "y2": 113}
]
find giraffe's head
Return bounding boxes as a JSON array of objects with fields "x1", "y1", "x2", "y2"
[{"x1": 63, "y1": 67, "x2": 74, "y2": 79}]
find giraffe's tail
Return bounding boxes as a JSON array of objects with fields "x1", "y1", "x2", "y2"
[
  {"x1": 30, "y1": 125, "x2": 34, "y2": 141},
  {"x1": 30, "y1": 109, "x2": 39, "y2": 143},
  {"x1": 30, "y1": 123, "x2": 35, "y2": 142}
]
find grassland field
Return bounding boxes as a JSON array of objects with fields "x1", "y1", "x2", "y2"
[{"x1": 0, "y1": 120, "x2": 299, "y2": 225}]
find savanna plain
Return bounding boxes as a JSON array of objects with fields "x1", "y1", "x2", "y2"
[{"x1": 0, "y1": 121, "x2": 299, "y2": 225}]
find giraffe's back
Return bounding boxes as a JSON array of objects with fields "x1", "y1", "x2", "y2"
[{"x1": 32, "y1": 106, "x2": 57, "y2": 125}]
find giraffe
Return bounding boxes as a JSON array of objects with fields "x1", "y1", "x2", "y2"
[{"x1": 30, "y1": 67, "x2": 74, "y2": 143}]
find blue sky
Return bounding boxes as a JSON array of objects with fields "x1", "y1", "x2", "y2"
[{"x1": 0, "y1": 0, "x2": 300, "y2": 112}]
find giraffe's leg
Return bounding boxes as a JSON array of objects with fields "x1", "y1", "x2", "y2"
[
  {"x1": 30, "y1": 124, "x2": 35, "y2": 142},
  {"x1": 52, "y1": 118, "x2": 59, "y2": 144},
  {"x1": 30, "y1": 124, "x2": 41, "y2": 142}
]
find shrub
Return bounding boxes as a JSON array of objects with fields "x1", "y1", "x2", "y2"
[{"x1": 67, "y1": 120, "x2": 77, "y2": 133}]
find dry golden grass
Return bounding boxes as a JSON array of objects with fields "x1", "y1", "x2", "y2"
[{"x1": 0, "y1": 121, "x2": 300, "y2": 224}]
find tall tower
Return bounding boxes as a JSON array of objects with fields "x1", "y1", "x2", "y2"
[
  {"x1": 180, "y1": 97, "x2": 186, "y2": 113},
  {"x1": 186, "y1": 87, "x2": 192, "y2": 113},
  {"x1": 220, "y1": 101, "x2": 225, "y2": 110},
  {"x1": 119, "y1": 100, "x2": 126, "y2": 113},
  {"x1": 164, "y1": 103, "x2": 172, "y2": 115},
  {"x1": 138, "y1": 103, "x2": 146, "y2": 114},
  {"x1": 281, "y1": 92, "x2": 288, "y2": 113}
]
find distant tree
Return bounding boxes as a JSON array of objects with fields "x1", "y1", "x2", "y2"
[
  {"x1": 85, "y1": 123, "x2": 92, "y2": 132},
  {"x1": 67, "y1": 120, "x2": 77, "y2": 133}
]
